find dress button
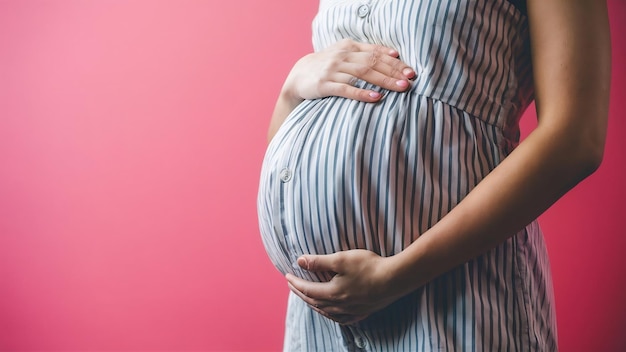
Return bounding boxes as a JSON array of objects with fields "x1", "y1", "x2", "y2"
[
  {"x1": 357, "y1": 4, "x2": 370, "y2": 18},
  {"x1": 354, "y1": 335, "x2": 367, "y2": 349},
  {"x1": 279, "y1": 168, "x2": 292, "y2": 183}
]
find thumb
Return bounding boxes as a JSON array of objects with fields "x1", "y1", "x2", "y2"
[{"x1": 297, "y1": 254, "x2": 337, "y2": 273}]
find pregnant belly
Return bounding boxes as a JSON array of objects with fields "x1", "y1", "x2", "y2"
[{"x1": 257, "y1": 94, "x2": 502, "y2": 281}]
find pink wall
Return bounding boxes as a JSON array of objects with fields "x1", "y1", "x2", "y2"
[{"x1": 0, "y1": 1, "x2": 623, "y2": 351}]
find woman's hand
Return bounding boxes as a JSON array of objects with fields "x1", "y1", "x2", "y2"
[
  {"x1": 285, "y1": 249, "x2": 407, "y2": 325},
  {"x1": 268, "y1": 39, "x2": 416, "y2": 141},
  {"x1": 283, "y1": 38, "x2": 416, "y2": 104}
]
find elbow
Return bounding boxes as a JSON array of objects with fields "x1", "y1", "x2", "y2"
[
  {"x1": 577, "y1": 149, "x2": 603, "y2": 179},
  {"x1": 569, "y1": 134, "x2": 606, "y2": 179},
  {"x1": 584, "y1": 146, "x2": 604, "y2": 175},
  {"x1": 541, "y1": 114, "x2": 608, "y2": 180}
]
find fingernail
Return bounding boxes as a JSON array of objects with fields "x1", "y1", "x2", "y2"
[
  {"x1": 369, "y1": 91, "x2": 381, "y2": 99},
  {"x1": 396, "y1": 80, "x2": 409, "y2": 88},
  {"x1": 298, "y1": 256, "x2": 309, "y2": 270},
  {"x1": 402, "y1": 67, "x2": 415, "y2": 78}
]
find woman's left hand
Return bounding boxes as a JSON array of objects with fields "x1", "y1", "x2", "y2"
[{"x1": 285, "y1": 249, "x2": 404, "y2": 325}]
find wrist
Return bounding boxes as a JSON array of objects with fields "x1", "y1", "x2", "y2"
[
  {"x1": 280, "y1": 90, "x2": 303, "y2": 111},
  {"x1": 379, "y1": 253, "x2": 418, "y2": 300},
  {"x1": 383, "y1": 241, "x2": 430, "y2": 298},
  {"x1": 268, "y1": 87, "x2": 304, "y2": 143},
  {"x1": 280, "y1": 75, "x2": 305, "y2": 107}
]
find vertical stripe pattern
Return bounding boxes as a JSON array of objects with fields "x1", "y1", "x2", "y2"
[{"x1": 258, "y1": 0, "x2": 557, "y2": 350}]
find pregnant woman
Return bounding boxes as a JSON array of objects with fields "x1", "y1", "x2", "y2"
[{"x1": 258, "y1": 0, "x2": 610, "y2": 350}]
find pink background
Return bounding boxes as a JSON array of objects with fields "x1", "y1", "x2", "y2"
[{"x1": 0, "y1": 1, "x2": 624, "y2": 351}]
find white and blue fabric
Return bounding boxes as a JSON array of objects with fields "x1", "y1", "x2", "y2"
[{"x1": 258, "y1": 0, "x2": 557, "y2": 350}]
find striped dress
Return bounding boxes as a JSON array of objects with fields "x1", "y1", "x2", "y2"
[{"x1": 257, "y1": 0, "x2": 558, "y2": 350}]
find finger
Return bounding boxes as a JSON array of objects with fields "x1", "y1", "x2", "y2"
[
  {"x1": 370, "y1": 52, "x2": 416, "y2": 80},
  {"x1": 339, "y1": 52, "x2": 413, "y2": 83},
  {"x1": 287, "y1": 280, "x2": 315, "y2": 305},
  {"x1": 329, "y1": 313, "x2": 370, "y2": 325},
  {"x1": 349, "y1": 47, "x2": 416, "y2": 80},
  {"x1": 325, "y1": 82, "x2": 383, "y2": 102},
  {"x1": 307, "y1": 302, "x2": 349, "y2": 324},
  {"x1": 315, "y1": 310, "x2": 369, "y2": 325},
  {"x1": 335, "y1": 38, "x2": 399, "y2": 57},
  {"x1": 286, "y1": 273, "x2": 327, "y2": 299},
  {"x1": 286, "y1": 274, "x2": 336, "y2": 301},
  {"x1": 334, "y1": 39, "x2": 415, "y2": 80},
  {"x1": 287, "y1": 280, "x2": 347, "y2": 314},
  {"x1": 298, "y1": 253, "x2": 343, "y2": 273},
  {"x1": 335, "y1": 72, "x2": 359, "y2": 87},
  {"x1": 287, "y1": 280, "x2": 370, "y2": 325},
  {"x1": 343, "y1": 62, "x2": 411, "y2": 92},
  {"x1": 287, "y1": 280, "x2": 329, "y2": 312},
  {"x1": 334, "y1": 53, "x2": 414, "y2": 92},
  {"x1": 289, "y1": 288, "x2": 354, "y2": 324}
]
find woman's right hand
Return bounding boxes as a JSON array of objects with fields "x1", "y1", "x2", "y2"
[
  {"x1": 282, "y1": 38, "x2": 416, "y2": 104},
  {"x1": 268, "y1": 39, "x2": 416, "y2": 142}
]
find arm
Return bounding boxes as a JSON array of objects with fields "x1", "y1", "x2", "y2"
[
  {"x1": 388, "y1": 0, "x2": 611, "y2": 294},
  {"x1": 267, "y1": 39, "x2": 416, "y2": 142},
  {"x1": 287, "y1": 0, "x2": 611, "y2": 324}
]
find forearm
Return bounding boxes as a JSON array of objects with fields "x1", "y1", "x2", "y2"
[
  {"x1": 385, "y1": 0, "x2": 611, "y2": 299},
  {"x1": 388, "y1": 121, "x2": 604, "y2": 296}
]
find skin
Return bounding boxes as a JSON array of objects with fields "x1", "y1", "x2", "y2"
[
  {"x1": 269, "y1": 0, "x2": 611, "y2": 326},
  {"x1": 267, "y1": 39, "x2": 416, "y2": 142}
]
